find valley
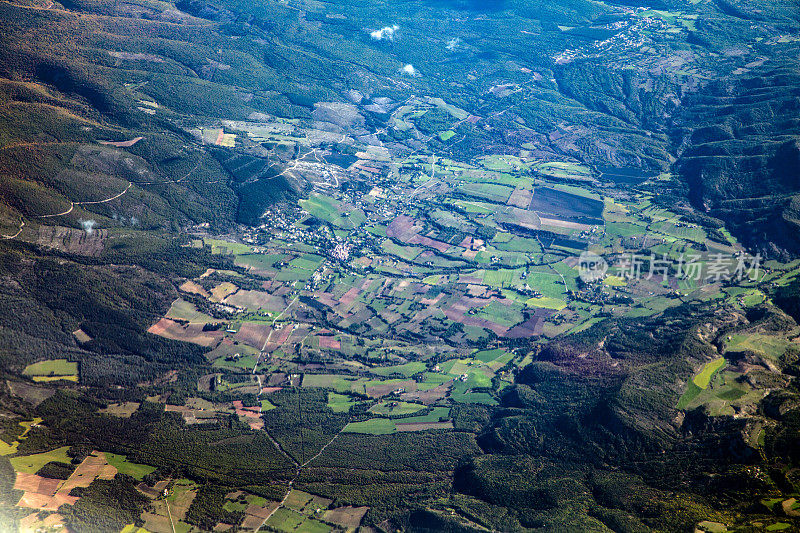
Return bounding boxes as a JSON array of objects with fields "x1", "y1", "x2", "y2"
[{"x1": 0, "y1": 0, "x2": 798, "y2": 531}]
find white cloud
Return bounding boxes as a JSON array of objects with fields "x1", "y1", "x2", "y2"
[
  {"x1": 446, "y1": 37, "x2": 462, "y2": 51},
  {"x1": 370, "y1": 24, "x2": 399, "y2": 41},
  {"x1": 399, "y1": 64, "x2": 419, "y2": 77},
  {"x1": 79, "y1": 219, "x2": 96, "y2": 235}
]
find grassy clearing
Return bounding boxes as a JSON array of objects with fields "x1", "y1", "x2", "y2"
[
  {"x1": 327, "y1": 392, "x2": 356, "y2": 413},
  {"x1": 105, "y1": 453, "x2": 157, "y2": 480},
  {"x1": 450, "y1": 388, "x2": 497, "y2": 405},
  {"x1": 402, "y1": 407, "x2": 450, "y2": 423},
  {"x1": 382, "y1": 240, "x2": 421, "y2": 261},
  {"x1": 235, "y1": 253, "x2": 288, "y2": 271},
  {"x1": 10, "y1": 446, "x2": 71, "y2": 473},
  {"x1": 224, "y1": 492, "x2": 268, "y2": 512},
  {"x1": 534, "y1": 161, "x2": 592, "y2": 181},
  {"x1": 0, "y1": 418, "x2": 42, "y2": 456},
  {"x1": 303, "y1": 374, "x2": 362, "y2": 393},
  {"x1": 204, "y1": 238, "x2": 254, "y2": 255},
  {"x1": 525, "y1": 296, "x2": 567, "y2": 310},
  {"x1": 457, "y1": 182, "x2": 514, "y2": 204},
  {"x1": 22, "y1": 359, "x2": 78, "y2": 382},
  {"x1": 676, "y1": 382, "x2": 702, "y2": 409},
  {"x1": 370, "y1": 361, "x2": 426, "y2": 377},
  {"x1": 166, "y1": 299, "x2": 217, "y2": 323},
  {"x1": 368, "y1": 401, "x2": 425, "y2": 416},
  {"x1": 342, "y1": 418, "x2": 397, "y2": 435},
  {"x1": 693, "y1": 358, "x2": 726, "y2": 389},
  {"x1": 473, "y1": 348, "x2": 510, "y2": 363},
  {"x1": 300, "y1": 193, "x2": 365, "y2": 229},
  {"x1": 725, "y1": 334, "x2": 791, "y2": 359},
  {"x1": 603, "y1": 275, "x2": 627, "y2": 287}
]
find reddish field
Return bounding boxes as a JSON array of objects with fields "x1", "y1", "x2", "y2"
[
  {"x1": 408, "y1": 234, "x2": 450, "y2": 252},
  {"x1": 224, "y1": 290, "x2": 284, "y2": 311},
  {"x1": 401, "y1": 383, "x2": 451, "y2": 404},
  {"x1": 148, "y1": 318, "x2": 222, "y2": 347},
  {"x1": 365, "y1": 380, "x2": 418, "y2": 398},
  {"x1": 319, "y1": 336, "x2": 341, "y2": 350},
  {"x1": 386, "y1": 214, "x2": 422, "y2": 240},
  {"x1": 235, "y1": 323, "x2": 271, "y2": 349},
  {"x1": 179, "y1": 280, "x2": 210, "y2": 298},
  {"x1": 14, "y1": 473, "x2": 78, "y2": 511},
  {"x1": 324, "y1": 506, "x2": 369, "y2": 528},
  {"x1": 240, "y1": 501, "x2": 281, "y2": 529},
  {"x1": 442, "y1": 299, "x2": 510, "y2": 336},
  {"x1": 507, "y1": 187, "x2": 533, "y2": 208},
  {"x1": 232, "y1": 400, "x2": 262, "y2": 419},
  {"x1": 339, "y1": 287, "x2": 360, "y2": 307},
  {"x1": 14, "y1": 473, "x2": 59, "y2": 495}
]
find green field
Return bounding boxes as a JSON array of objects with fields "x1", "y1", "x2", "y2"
[
  {"x1": 204, "y1": 238, "x2": 254, "y2": 255},
  {"x1": 693, "y1": 358, "x2": 726, "y2": 389},
  {"x1": 370, "y1": 361, "x2": 426, "y2": 377},
  {"x1": 22, "y1": 359, "x2": 78, "y2": 382},
  {"x1": 725, "y1": 334, "x2": 791, "y2": 360},
  {"x1": 210, "y1": 345, "x2": 260, "y2": 370},
  {"x1": 10, "y1": 446, "x2": 71, "y2": 473},
  {"x1": 368, "y1": 401, "x2": 425, "y2": 416},
  {"x1": 105, "y1": 452, "x2": 157, "y2": 480},
  {"x1": 300, "y1": 194, "x2": 366, "y2": 229},
  {"x1": 473, "y1": 348, "x2": 510, "y2": 363},
  {"x1": 474, "y1": 300, "x2": 524, "y2": 327},
  {"x1": 166, "y1": 299, "x2": 217, "y2": 323},
  {"x1": 266, "y1": 507, "x2": 306, "y2": 531},
  {"x1": 342, "y1": 417, "x2": 397, "y2": 435},
  {"x1": 533, "y1": 161, "x2": 592, "y2": 181},
  {"x1": 327, "y1": 392, "x2": 357, "y2": 413},
  {"x1": 224, "y1": 492, "x2": 268, "y2": 512},
  {"x1": 291, "y1": 253, "x2": 325, "y2": 271},
  {"x1": 235, "y1": 253, "x2": 289, "y2": 271},
  {"x1": 525, "y1": 271, "x2": 567, "y2": 299},
  {"x1": 303, "y1": 374, "x2": 361, "y2": 392},
  {"x1": 382, "y1": 240, "x2": 422, "y2": 261},
  {"x1": 525, "y1": 296, "x2": 567, "y2": 310},
  {"x1": 458, "y1": 182, "x2": 514, "y2": 204},
  {"x1": 401, "y1": 407, "x2": 451, "y2": 423}
]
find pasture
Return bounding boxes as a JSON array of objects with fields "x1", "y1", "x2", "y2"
[
  {"x1": 694, "y1": 358, "x2": 726, "y2": 389},
  {"x1": 22, "y1": 360, "x2": 78, "y2": 382},
  {"x1": 368, "y1": 401, "x2": 425, "y2": 416},
  {"x1": 11, "y1": 446, "x2": 71, "y2": 474}
]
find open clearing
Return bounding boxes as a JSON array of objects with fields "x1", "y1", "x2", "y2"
[{"x1": 22, "y1": 360, "x2": 78, "y2": 382}]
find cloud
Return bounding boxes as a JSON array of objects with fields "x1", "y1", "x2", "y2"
[
  {"x1": 79, "y1": 219, "x2": 96, "y2": 235},
  {"x1": 370, "y1": 24, "x2": 399, "y2": 41},
  {"x1": 399, "y1": 64, "x2": 419, "y2": 77},
  {"x1": 446, "y1": 37, "x2": 462, "y2": 51}
]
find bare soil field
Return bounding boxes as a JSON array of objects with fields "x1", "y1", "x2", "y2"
[{"x1": 324, "y1": 505, "x2": 369, "y2": 529}]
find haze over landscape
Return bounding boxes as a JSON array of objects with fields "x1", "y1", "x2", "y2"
[{"x1": 0, "y1": 0, "x2": 799, "y2": 531}]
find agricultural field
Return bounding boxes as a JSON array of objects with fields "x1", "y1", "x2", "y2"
[
  {"x1": 22, "y1": 360, "x2": 78, "y2": 383},
  {"x1": 4, "y1": 0, "x2": 797, "y2": 528}
]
